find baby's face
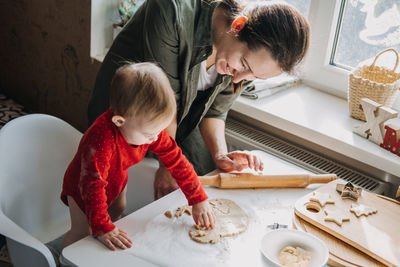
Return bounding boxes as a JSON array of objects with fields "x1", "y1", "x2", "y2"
[{"x1": 117, "y1": 114, "x2": 172, "y2": 146}]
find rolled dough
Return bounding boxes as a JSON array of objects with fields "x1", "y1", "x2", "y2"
[{"x1": 189, "y1": 198, "x2": 249, "y2": 244}]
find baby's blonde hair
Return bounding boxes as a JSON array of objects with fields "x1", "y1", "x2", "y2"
[{"x1": 110, "y1": 62, "x2": 176, "y2": 121}]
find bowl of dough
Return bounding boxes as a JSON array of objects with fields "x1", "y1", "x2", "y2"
[{"x1": 260, "y1": 229, "x2": 329, "y2": 267}]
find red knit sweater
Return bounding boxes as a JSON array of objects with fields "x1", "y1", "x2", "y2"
[{"x1": 61, "y1": 109, "x2": 207, "y2": 236}]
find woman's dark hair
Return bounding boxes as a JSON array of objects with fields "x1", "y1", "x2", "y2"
[{"x1": 217, "y1": 0, "x2": 310, "y2": 73}]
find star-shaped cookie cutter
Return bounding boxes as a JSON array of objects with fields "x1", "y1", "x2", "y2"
[{"x1": 336, "y1": 182, "x2": 362, "y2": 201}]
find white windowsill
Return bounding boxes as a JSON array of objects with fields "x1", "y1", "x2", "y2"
[{"x1": 232, "y1": 84, "x2": 400, "y2": 178}]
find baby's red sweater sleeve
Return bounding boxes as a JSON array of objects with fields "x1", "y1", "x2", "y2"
[
  {"x1": 78, "y1": 130, "x2": 116, "y2": 236},
  {"x1": 149, "y1": 130, "x2": 208, "y2": 205}
]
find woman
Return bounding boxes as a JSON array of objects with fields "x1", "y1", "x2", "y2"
[{"x1": 88, "y1": 0, "x2": 310, "y2": 199}]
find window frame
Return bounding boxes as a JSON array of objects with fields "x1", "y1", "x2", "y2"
[
  {"x1": 90, "y1": 0, "x2": 120, "y2": 62},
  {"x1": 300, "y1": 0, "x2": 349, "y2": 99}
]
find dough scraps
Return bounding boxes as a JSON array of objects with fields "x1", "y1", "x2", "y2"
[
  {"x1": 309, "y1": 192, "x2": 335, "y2": 207},
  {"x1": 189, "y1": 199, "x2": 249, "y2": 244},
  {"x1": 278, "y1": 246, "x2": 312, "y2": 267},
  {"x1": 324, "y1": 209, "x2": 350, "y2": 226},
  {"x1": 164, "y1": 210, "x2": 173, "y2": 219},
  {"x1": 174, "y1": 205, "x2": 192, "y2": 217},
  {"x1": 350, "y1": 203, "x2": 377, "y2": 217}
]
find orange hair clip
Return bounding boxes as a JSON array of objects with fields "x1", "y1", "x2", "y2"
[{"x1": 230, "y1": 16, "x2": 248, "y2": 34}]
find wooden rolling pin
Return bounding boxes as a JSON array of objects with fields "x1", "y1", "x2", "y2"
[{"x1": 199, "y1": 172, "x2": 337, "y2": 188}]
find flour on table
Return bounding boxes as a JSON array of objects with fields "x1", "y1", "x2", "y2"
[
  {"x1": 189, "y1": 199, "x2": 249, "y2": 244},
  {"x1": 125, "y1": 187, "x2": 305, "y2": 267},
  {"x1": 230, "y1": 167, "x2": 262, "y2": 175}
]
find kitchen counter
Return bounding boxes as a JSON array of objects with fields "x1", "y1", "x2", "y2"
[{"x1": 61, "y1": 151, "x2": 326, "y2": 267}]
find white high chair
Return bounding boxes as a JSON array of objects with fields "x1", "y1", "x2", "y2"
[
  {"x1": 0, "y1": 114, "x2": 82, "y2": 267},
  {"x1": 0, "y1": 114, "x2": 159, "y2": 267}
]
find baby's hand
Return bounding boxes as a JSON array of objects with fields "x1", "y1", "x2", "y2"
[
  {"x1": 192, "y1": 200, "x2": 216, "y2": 229},
  {"x1": 97, "y1": 227, "x2": 132, "y2": 251}
]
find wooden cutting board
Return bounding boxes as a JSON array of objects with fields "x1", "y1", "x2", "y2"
[
  {"x1": 293, "y1": 213, "x2": 384, "y2": 267},
  {"x1": 294, "y1": 179, "x2": 400, "y2": 267}
]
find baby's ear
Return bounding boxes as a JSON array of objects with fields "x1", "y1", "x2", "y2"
[{"x1": 112, "y1": 115, "x2": 125, "y2": 127}]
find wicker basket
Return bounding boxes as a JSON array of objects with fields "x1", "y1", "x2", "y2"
[{"x1": 348, "y1": 48, "x2": 400, "y2": 121}]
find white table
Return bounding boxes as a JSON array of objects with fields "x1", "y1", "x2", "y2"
[{"x1": 61, "y1": 151, "x2": 323, "y2": 267}]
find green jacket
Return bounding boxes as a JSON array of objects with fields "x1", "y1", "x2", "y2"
[{"x1": 88, "y1": 0, "x2": 240, "y2": 139}]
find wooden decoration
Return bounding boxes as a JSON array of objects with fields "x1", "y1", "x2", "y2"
[
  {"x1": 380, "y1": 123, "x2": 400, "y2": 155},
  {"x1": 353, "y1": 98, "x2": 398, "y2": 144}
]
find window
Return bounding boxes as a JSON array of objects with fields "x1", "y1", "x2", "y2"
[
  {"x1": 285, "y1": 0, "x2": 311, "y2": 17},
  {"x1": 333, "y1": 0, "x2": 400, "y2": 70},
  {"x1": 91, "y1": 0, "x2": 121, "y2": 62},
  {"x1": 301, "y1": 0, "x2": 400, "y2": 101}
]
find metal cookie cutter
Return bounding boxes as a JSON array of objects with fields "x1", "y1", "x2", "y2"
[{"x1": 267, "y1": 222, "x2": 288, "y2": 230}]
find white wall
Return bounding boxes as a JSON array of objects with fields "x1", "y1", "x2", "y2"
[{"x1": 91, "y1": 0, "x2": 120, "y2": 62}]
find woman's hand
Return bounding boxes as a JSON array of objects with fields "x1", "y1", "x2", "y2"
[
  {"x1": 154, "y1": 165, "x2": 179, "y2": 200},
  {"x1": 97, "y1": 227, "x2": 132, "y2": 251},
  {"x1": 215, "y1": 151, "x2": 264, "y2": 172},
  {"x1": 192, "y1": 200, "x2": 216, "y2": 229}
]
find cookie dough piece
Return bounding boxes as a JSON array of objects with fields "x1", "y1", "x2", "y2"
[
  {"x1": 174, "y1": 205, "x2": 192, "y2": 217},
  {"x1": 164, "y1": 210, "x2": 173, "y2": 219},
  {"x1": 350, "y1": 203, "x2": 377, "y2": 217},
  {"x1": 309, "y1": 192, "x2": 335, "y2": 207},
  {"x1": 278, "y1": 246, "x2": 312, "y2": 267},
  {"x1": 189, "y1": 199, "x2": 249, "y2": 244},
  {"x1": 324, "y1": 209, "x2": 350, "y2": 226}
]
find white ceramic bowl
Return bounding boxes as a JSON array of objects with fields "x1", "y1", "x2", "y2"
[{"x1": 260, "y1": 229, "x2": 329, "y2": 267}]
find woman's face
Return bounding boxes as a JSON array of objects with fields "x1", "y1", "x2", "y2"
[{"x1": 213, "y1": 33, "x2": 283, "y2": 83}]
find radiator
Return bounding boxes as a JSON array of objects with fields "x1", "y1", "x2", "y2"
[{"x1": 225, "y1": 117, "x2": 390, "y2": 195}]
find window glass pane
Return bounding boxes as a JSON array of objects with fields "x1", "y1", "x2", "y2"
[
  {"x1": 333, "y1": 0, "x2": 400, "y2": 70},
  {"x1": 284, "y1": 0, "x2": 311, "y2": 18},
  {"x1": 250, "y1": 0, "x2": 310, "y2": 18}
]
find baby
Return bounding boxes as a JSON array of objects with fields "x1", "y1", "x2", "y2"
[{"x1": 61, "y1": 62, "x2": 215, "y2": 250}]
